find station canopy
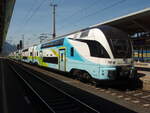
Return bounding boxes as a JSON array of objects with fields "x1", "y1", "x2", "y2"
[
  {"x1": 93, "y1": 8, "x2": 150, "y2": 36},
  {"x1": 0, "y1": 0, "x2": 15, "y2": 52}
]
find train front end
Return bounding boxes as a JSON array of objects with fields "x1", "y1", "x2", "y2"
[{"x1": 95, "y1": 26, "x2": 137, "y2": 81}]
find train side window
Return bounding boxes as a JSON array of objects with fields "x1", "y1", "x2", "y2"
[
  {"x1": 80, "y1": 30, "x2": 89, "y2": 38},
  {"x1": 61, "y1": 53, "x2": 63, "y2": 61},
  {"x1": 30, "y1": 52, "x2": 32, "y2": 56},
  {"x1": 41, "y1": 38, "x2": 64, "y2": 49},
  {"x1": 73, "y1": 39, "x2": 110, "y2": 58},
  {"x1": 71, "y1": 47, "x2": 74, "y2": 56},
  {"x1": 37, "y1": 52, "x2": 38, "y2": 56}
]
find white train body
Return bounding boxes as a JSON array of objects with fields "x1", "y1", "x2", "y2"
[{"x1": 11, "y1": 26, "x2": 136, "y2": 81}]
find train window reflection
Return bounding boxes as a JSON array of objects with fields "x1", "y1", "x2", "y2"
[{"x1": 111, "y1": 39, "x2": 131, "y2": 58}]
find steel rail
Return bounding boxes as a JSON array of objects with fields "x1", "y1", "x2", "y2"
[
  {"x1": 8, "y1": 61, "x2": 100, "y2": 113},
  {"x1": 9, "y1": 63, "x2": 56, "y2": 113}
]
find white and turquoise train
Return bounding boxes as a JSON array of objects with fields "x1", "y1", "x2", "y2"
[{"x1": 10, "y1": 25, "x2": 137, "y2": 83}]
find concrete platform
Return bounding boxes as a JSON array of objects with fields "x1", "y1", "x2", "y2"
[
  {"x1": 134, "y1": 62, "x2": 150, "y2": 69},
  {"x1": 134, "y1": 62, "x2": 150, "y2": 90},
  {"x1": 138, "y1": 71, "x2": 150, "y2": 91}
]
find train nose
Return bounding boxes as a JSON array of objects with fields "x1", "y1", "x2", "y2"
[
  {"x1": 108, "y1": 70, "x2": 117, "y2": 80},
  {"x1": 107, "y1": 66, "x2": 133, "y2": 80}
]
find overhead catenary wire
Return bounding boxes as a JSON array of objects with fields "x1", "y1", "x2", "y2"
[
  {"x1": 58, "y1": 0, "x2": 127, "y2": 31},
  {"x1": 24, "y1": 0, "x2": 48, "y2": 25},
  {"x1": 13, "y1": 0, "x2": 127, "y2": 46},
  {"x1": 57, "y1": 0, "x2": 101, "y2": 24},
  {"x1": 56, "y1": 0, "x2": 64, "y2": 5},
  {"x1": 77, "y1": 0, "x2": 127, "y2": 23},
  {"x1": 13, "y1": 0, "x2": 48, "y2": 38},
  {"x1": 23, "y1": 0, "x2": 38, "y2": 23}
]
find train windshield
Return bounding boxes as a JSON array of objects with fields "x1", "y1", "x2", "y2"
[
  {"x1": 110, "y1": 39, "x2": 132, "y2": 58},
  {"x1": 98, "y1": 25, "x2": 132, "y2": 58}
]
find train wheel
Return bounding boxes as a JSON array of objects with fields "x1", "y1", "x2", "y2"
[
  {"x1": 76, "y1": 70, "x2": 83, "y2": 81},
  {"x1": 82, "y1": 72, "x2": 91, "y2": 82},
  {"x1": 72, "y1": 70, "x2": 81, "y2": 80}
]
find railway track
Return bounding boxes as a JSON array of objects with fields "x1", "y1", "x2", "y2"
[
  {"x1": 7, "y1": 59, "x2": 150, "y2": 113},
  {"x1": 8, "y1": 61, "x2": 100, "y2": 113},
  {"x1": 14, "y1": 60, "x2": 150, "y2": 109},
  {"x1": 7, "y1": 59, "x2": 138, "y2": 113}
]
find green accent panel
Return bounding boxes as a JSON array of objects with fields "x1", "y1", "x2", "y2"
[
  {"x1": 33, "y1": 56, "x2": 48, "y2": 67},
  {"x1": 51, "y1": 49, "x2": 59, "y2": 57}
]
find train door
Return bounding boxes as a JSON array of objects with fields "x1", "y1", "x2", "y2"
[
  {"x1": 59, "y1": 49, "x2": 66, "y2": 71},
  {"x1": 32, "y1": 47, "x2": 34, "y2": 62},
  {"x1": 39, "y1": 50, "x2": 43, "y2": 65}
]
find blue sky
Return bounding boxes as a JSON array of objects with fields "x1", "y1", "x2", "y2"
[{"x1": 6, "y1": 0, "x2": 150, "y2": 47}]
